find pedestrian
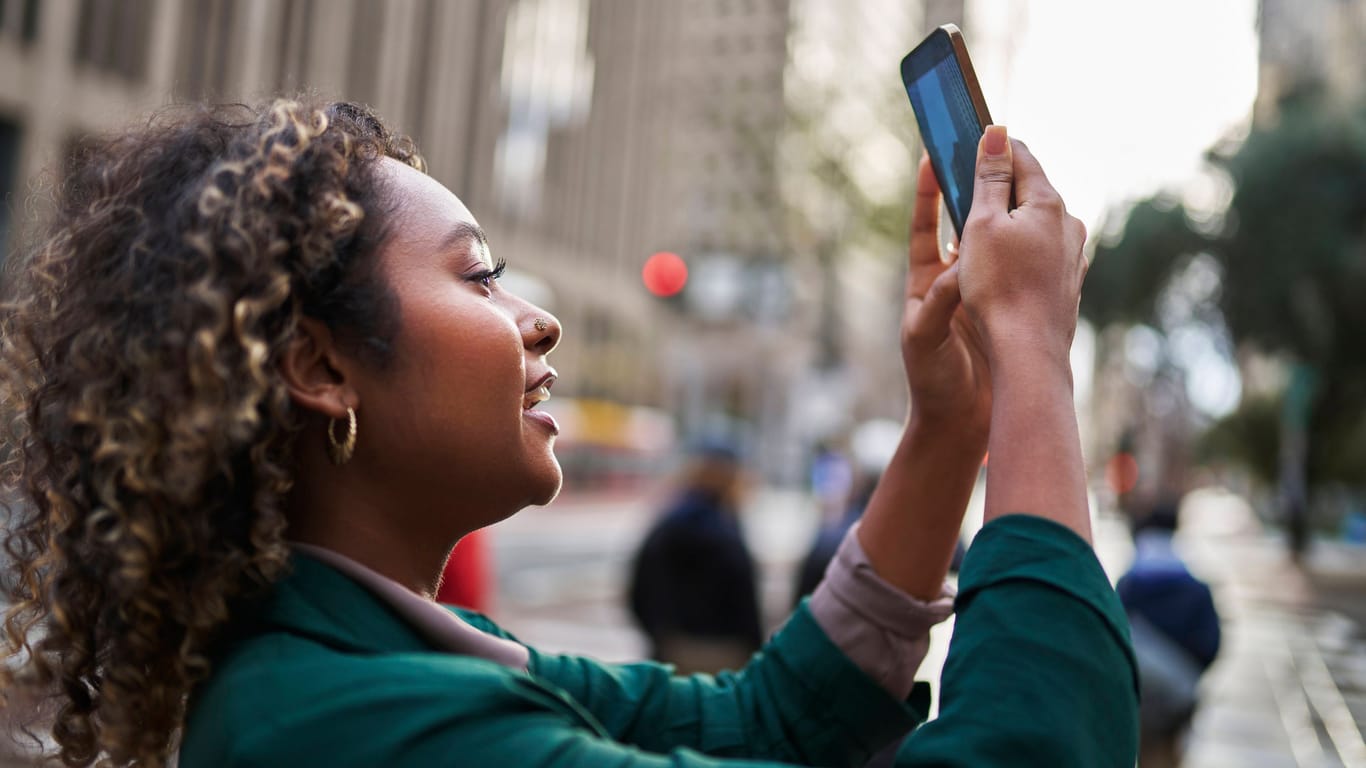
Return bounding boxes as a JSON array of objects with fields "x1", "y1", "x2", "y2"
[
  {"x1": 627, "y1": 440, "x2": 762, "y2": 673},
  {"x1": 1118, "y1": 495, "x2": 1221, "y2": 768},
  {"x1": 0, "y1": 99, "x2": 1136, "y2": 766}
]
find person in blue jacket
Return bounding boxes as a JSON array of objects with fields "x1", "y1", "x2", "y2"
[
  {"x1": 1119, "y1": 496, "x2": 1221, "y2": 766},
  {"x1": 0, "y1": 97, "x2": 1136, "y2": 767}
]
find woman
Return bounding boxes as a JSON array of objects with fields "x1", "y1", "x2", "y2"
[{"x1": 0, "y1": 99, "x2": 1136, "y2": 766}]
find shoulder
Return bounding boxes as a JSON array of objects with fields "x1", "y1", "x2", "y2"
[{"x1": 182, "y1": 632, "x2": 549, "y2": 767}]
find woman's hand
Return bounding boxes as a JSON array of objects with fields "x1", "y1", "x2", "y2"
[
  {"x1": 956, "y1": 127, "x2": 1089, "y2": 368},
  {"x1": 901, "y1": 155, "x2": 991, "y2": 446},
  {"x1": 956, "y1": 125, "x2": 1093, "y2": 541},
  {"x1": 852, "y1": 155, "x2": 994, "y2": 601}
]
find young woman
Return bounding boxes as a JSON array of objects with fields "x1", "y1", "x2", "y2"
[{"x1": 0, "y1": 99, "x2": 1136, "y2": 766}]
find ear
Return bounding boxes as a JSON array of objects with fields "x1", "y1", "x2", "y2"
[{"x1": 280, "y1": 317, "x2": 359, "y2": 419}]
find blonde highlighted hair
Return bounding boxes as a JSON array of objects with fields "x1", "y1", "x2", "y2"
[{"x1": 0, "y1": 98, "x2": 422, "y2": 766}]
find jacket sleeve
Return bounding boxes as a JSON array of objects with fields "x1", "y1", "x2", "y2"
[
  {"x1": 213, "y1": 638, "x2": 926, "y2": 768},
  {"x1": 529, "y1": 604, "x2": 931, "y2": 767},
  {"x1": 895, "y1": 514, "x2": 1141, "y2": 767}
]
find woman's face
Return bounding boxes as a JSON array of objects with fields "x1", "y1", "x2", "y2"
[{"x1": 347, "y1": 158, "x2": 562, "y2": 525}]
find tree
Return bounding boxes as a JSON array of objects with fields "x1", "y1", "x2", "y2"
[{"x1": 1083, "y1": 88, "x2": 1366, "y2": 550}]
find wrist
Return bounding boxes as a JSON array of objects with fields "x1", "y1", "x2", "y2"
[
  {"x1": 906, "y1": 409, "x2": 989, "y2": 459},
  {"x1": 973, "y1": 306, "x2": 1074, "y2": 364},
  {"x1": 982, "y1": 326, "x2": 1073, "y2": 383}
]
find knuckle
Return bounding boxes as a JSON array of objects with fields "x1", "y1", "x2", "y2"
[
  {"x1": 905, "y1": 322, "x2": 930, "y2": 347},
  {"x1": 1033, "y1": 190, "x2": 1064, "y2": 211},
  {"x1": 1066, "y1": 217, "x2": 1088, "y2": 249},
  {"x1": 977, "y1": 167, "x2": 1013, "y2": 186}
]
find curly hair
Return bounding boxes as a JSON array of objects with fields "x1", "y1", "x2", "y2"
[{"x1": 0, "y1": 98, "x2": 424, "y2": 766}]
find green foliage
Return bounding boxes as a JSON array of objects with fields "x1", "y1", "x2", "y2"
[
  {"x1": 1081, "y1": 197, "x2": 1200, "y2": 327},
  {"x1": 1213, "y1": 95, "x2": 1366, "y2": 370},
  {"x1": 1196, "y1": 395, "x2": 1280, "y2": 484},
  {"x1": 1087, "y1": 89, "x2": 1366, "y2": 489}
]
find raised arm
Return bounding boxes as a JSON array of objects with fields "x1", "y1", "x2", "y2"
[
  {"x1": 895, "y1": 125, "x2": 1138, "y2": 767},
  {"x1": 855, "y1": 153, "x2": 992, "y2": 601},
  {"x1": 955, "y1": 126, "x2": 1091, "y2": 540}
]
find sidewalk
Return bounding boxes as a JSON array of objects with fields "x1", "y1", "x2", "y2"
[{"x1": 1174, "y1": 488, "x2": 1366, "y2": 768}]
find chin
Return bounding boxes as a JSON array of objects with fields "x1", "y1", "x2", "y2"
[{"x1": 525, "y1": 456, "x2": 563, "y2": 507}]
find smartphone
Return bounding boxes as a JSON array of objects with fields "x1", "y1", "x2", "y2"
[{"x1": 900, "y1": 24, "x2": 994, "y2": 237}]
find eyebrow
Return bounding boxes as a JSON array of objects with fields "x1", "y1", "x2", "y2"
[{"x1": 441, "y1": 221, "x2": 489, "y2": 253}]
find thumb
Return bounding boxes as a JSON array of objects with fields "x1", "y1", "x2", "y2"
[
  {"x1": 910, "y1": 262, "x2": 962, "y2": 348},
  {"x1": 969, "y1": 125, "x2": 1013, "y2": 219}
]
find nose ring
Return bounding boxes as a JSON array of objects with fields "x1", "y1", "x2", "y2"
[{"x1": 533, "y1": 317, "x2": 549, "y2": 332}]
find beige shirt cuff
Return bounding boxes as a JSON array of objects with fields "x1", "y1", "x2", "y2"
[{"x1": 807, "y1": 522, "x2": 955, "y2": 699}]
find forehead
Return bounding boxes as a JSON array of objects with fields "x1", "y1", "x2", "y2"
[{"x1": 373, "y1": 157, "x2": 483, "y2": 253}]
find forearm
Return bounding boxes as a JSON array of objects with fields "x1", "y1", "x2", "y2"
[
  {"x1": 895, "y1": 516, "x2": 1138, "y2": 767},
  {"x1": 532, "y1": 605, "x2": 926, "y2": 765},
  {"x1": 984, "y1": 347, "x2": 1091, "y2": 542},
  {"x1": 857, "y1": 414, "x2": 985, "y2": 601}
]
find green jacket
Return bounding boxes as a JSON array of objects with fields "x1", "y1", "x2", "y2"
[{"x1": 181, "y1": 515, "x2": 1138, "y2": 767}]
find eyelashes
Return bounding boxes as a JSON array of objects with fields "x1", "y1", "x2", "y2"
[{"x1": 468, "y1": 258, "x2": 507, "y2": 288}]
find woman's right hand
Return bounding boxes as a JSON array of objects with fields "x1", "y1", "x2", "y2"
[
  {"x1": 956, "y1": 125, "x2": 1088, "y2": 368},
  {"x1": 956, "y1": 125, "x2": 1095, "y2": 541}
]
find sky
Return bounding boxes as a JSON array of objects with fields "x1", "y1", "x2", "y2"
[
  {"x1": 961, "y1": 0, "x2": 1261, "y2": 417},
  {"x1": 966, "y1": 0, "x2": 1261, "y2": 233}
]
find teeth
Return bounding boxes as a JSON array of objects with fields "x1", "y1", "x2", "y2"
[{"x1": 524, "y1": 386, "x2": 551, "y2": 409}]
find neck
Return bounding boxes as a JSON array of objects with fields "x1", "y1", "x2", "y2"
[
  {"x1": 288, "y1": 512, "x2": 450, "y2": 598},
  {"x1": 287, "y1": 449, "x2": 461, "y2": 598}
]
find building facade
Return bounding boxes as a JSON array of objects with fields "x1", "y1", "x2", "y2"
[
  {"x1": 1256, "y1": 0, "x2": 1366, "y2": 121},
  {"x1": 0, "y1": 0, "x2": 946, "y2": 483}
]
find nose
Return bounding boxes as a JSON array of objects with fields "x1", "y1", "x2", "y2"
[{"x1": 523, "y1": 309, "x2": 561, "y2": 355}]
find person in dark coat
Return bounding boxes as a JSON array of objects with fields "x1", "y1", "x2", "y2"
[
  {"x1": 628, "y1": 442, "x2": 762, "y2": 672},
  {"x1": 1118, "y1": 496, "x2": 1221, "y2": 768}
]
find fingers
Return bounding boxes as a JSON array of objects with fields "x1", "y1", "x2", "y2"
[
  {"x1": 1070, "y1": 216, "x2": 1090, "y2": 292},
  {"x1": 969, "y1": 125, "x2": 1014, "y2": 219},
  {"x1": 1011, "y1": 139, "x2": 1065, "y2": 213},
  {"x1": 908, "y1": 263, "x2": 962, "y2": 349},
  {"x1": 910, "y1": 154, "x2": 943, "y2": 270}
]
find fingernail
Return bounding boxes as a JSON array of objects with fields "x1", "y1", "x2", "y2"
[{"x1": 983, "y1": 125, "x2": 1007, "y2": 156}]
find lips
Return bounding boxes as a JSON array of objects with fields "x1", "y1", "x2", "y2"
[
  {"x1": 523, "y1": 372, "x2": 559, "y2": 434},
  {"x1": 523, "y1": 371, "x2": 556, "y2": 409}
]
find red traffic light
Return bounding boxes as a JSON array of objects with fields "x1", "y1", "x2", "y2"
[{"x1": 642, "y1": 252, "x2": 687, "y2": 297}]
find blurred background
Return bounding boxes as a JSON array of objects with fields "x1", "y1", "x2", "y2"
[{"x1": 0, "y1": 0, "x2": 1363, "y2": 765}]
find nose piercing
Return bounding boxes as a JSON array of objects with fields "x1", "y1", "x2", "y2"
[{"x1": 534, "y1": 317, "x2": 549, "y2": 332}]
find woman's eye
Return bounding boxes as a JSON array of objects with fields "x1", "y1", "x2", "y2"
[{"x1": 469, "y1": 258, "x2": 507, "y2": 289}]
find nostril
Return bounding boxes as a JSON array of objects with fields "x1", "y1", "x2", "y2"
[{"x1": 531, "y1": 318, "x2": 559, "y2": 352}]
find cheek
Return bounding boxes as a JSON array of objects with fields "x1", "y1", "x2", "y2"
[{"x1": 407, "y1": 313, "x2": 524, "y2": 427}]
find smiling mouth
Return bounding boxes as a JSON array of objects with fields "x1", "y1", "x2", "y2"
[{"x1": 523, "y1": 385, "x2": 551, "y2": 411}]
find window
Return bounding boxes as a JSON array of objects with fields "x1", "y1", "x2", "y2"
[
  {"x1": 0, "y1": 117, "x2": 21, "y2": 267},
  {"x1": 274, "y1": 0, "x2": 313, "y2": 93},
  {"x1": 74, "y1": 0, "x2": 152, "y2": 81},
  {"x1": 0, "y1": 0, "x2": 41, "y2": 44},
  {"x1": 176, "y1": 0, "x2": 238, "y2": 98},
  {"x1": 346, "y1": 0, "x2": 386, "y2": 106}
]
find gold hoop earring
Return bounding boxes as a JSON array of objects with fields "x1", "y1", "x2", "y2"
[{"x1": 327, "y1": 407, "x2": 357, "y2": 466}]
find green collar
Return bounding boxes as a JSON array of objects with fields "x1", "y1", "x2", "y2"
[{"x1": 248, "y1": 553, "x2": 437, "y2": 656}]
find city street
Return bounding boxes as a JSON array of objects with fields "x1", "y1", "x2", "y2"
[{"x1": 488, "y1": 485, "x2": 1366, "y2": 767}]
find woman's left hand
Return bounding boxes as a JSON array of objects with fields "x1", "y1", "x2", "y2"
[{"x1": 900, "y1": 154, "x2": 991, "y2": 445}]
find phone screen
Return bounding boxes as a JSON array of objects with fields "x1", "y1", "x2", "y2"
[{"x1": 900, "y1": 27, "x2": 990, "y2": 236}]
